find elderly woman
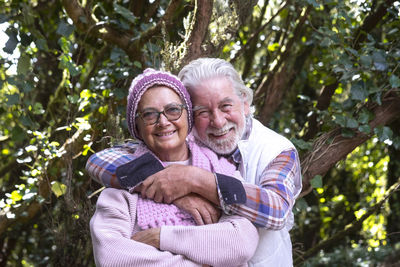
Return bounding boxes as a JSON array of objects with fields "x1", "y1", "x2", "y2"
[{"x1": 89, "y1": 69, "x2": 259, "y2": 266}]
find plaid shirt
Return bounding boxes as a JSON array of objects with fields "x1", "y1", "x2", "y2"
[{"x1": 86, "y1": 123, "x2": 300, "y2": 230}]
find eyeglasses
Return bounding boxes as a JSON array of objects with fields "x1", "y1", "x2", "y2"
[{"x1": 136, "y1": 103, "x2": 187, "y2": 125}]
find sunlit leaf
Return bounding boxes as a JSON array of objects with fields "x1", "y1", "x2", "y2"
[
  {"x1": 10, "y1": 190, "x2": 22, "y2": 202},
  {"x1": 51, "y1": 181, "x2": 67, "y2": 198}
]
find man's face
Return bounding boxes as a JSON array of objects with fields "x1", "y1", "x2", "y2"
[{"x1": 190, "y1": 76, "x2": 250, "y2": 155}]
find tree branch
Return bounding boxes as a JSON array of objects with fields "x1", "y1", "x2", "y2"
[
  {"x1": 255, "y1": 6, "x2": 312, "y2": 124},
  {"x1": 300, "y1": 92, "x2": 400, "y2": 198},
  {"x1": 180, "y1": 0, "x2": 214, "y2": 66},
  {"x1": 62, "y1": 0, "x2": 182, "y2": 62}
]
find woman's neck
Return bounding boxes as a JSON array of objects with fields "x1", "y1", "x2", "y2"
[{"x1": 157, "y1": 146, "x2": 189, "y2": 162}]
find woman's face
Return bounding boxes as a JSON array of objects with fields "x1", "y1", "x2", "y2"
[{"x1": 136, "y1": 86, "x2": 189, "y2": 162}]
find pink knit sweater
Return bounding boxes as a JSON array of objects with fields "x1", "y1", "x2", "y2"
[{"x1": 90, "y1": 138, "x2": 259, "y2": 266}]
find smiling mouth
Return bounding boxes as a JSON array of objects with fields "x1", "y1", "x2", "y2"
[
  {"x1": 208, "y1": 128, "x2": 233, "y2": 138},
  {"x1": 156, "y1": 130, "x2": 176, "y2": 137}
]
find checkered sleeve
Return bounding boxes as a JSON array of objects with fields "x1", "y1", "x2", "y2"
[
  {"x1": 85, "y1": 143, "x2": 139, "y2": 189},
  {"x1": 221, "y1": 149, "x2": 300, "y2": 229}
]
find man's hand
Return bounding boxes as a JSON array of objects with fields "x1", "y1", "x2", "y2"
[
  {"x1": 132, "y1": 228, "x2": 161, "y2": 249},
  {"x1": 138, "y1": 165, "x2": 199, "y2": 203},
  {"x1": 137, "y1": 164, "x2": 219, "y2": 205},
  {"x1": 173, "y1": 193, "x2": 221, "y2": 225}
]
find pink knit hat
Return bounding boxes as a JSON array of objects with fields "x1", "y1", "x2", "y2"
[{"x1": 126, "y1": 68, "x2": 193, "y2": 140}]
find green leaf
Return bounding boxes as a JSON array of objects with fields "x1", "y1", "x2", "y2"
[
  {"x1": 290, "y1": 138, "x2": 312, "y2": 150},
  {"x1": 341, "y1": 128, "x2": 355, "y2": 138},
  {"x1": 310, "y1": 175, "x2": 323, "y2": 189},
  {"x1": 67, "y1": 95, "x2": 79, "y2": 104},
  {"x1": 6, "y1": 94, "x2": 20, "y2": 105},
  {"x1": 3, "y1": 31, "x2": 18, "y2": 54},
  {"x1": 133, "y1": 61, "x2": 142, "y2": 69},
  {"x1": 334, "y1": 114, "x2": 346, "y2": 127},
  {"x1": 35, "y1": 39, "x2": 49, "y2": 51},
  {"x1": 345, "y1": 47, "x2": 358, "y2": 57},
  {"x1": 56, "y1": 20, "x2": 75, "y2": 37},
  {"x1": 17, "y1": 54, "x2": 31, "y2": 75},
  {"x1": 358, "y1": 109, "x2": 371, "y2": 124},
  {"x1": 10, "y1": 190, "x2": 22, "y2": 202},
  {"x1": 389, "y1": 75, "x2": 400, "y2": 88},
  {"x1": 351, "y1": 81, "x2": 368, "y2": 101},
  {"x1": 374, "y1": 126, "x2": 393, "y2": 142},
  {"x1": 358, "y1": 124, "x2": 371, "y2": 134},
  {"x1": 33, "y1": 102, "x2": 45, "y2": 115},
  {"x1": 360, "y1": 55, "x2": 372, "y2": 66},
  {"x1": 306, "y1": 0, "x2": 319, "y2": 7},
  {"x1": 345, "y1": 117, "x2": 358, "y2": 128},
  {"x1": 51, "y1": 181, "x2": 67, "y2": 198},
  {"x1": 393, "y1": 136, "x2": 400, "y2": 150},
  {"x1": 295, "y1": 198, "x2": 308, "y2": 211},
  {"x1": 113, "y1": 3, "x2": 137, "y2": 23},
  {"x1": 372, "y1": 51, "x2": 387, "y2": 71}
]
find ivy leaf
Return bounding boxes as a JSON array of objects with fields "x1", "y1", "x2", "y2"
[
  {"x1": 358, "y1": 109, "x2": 372, "y2": 124},
  {"x1": 3, "y1": 30, "x2": 18, "y2": 54},
  {"x1": 393, "y1": 136, "x2": 400, "y2": 150},
  {"x1": 358, "y1": 124, "x2": 371, "y2": 134},
  {"x1": 295, "y1": 198, "x2": 308, "y2": 212},
  {"x1": 51, "y1": 181, "x2": 67, "y2": 198},
  {"x1": 341, "y1": 128, "x2": 355, "y2": 138},
  {"x1": 351, "y1": 81, "x2": 368, "y2": 101},
  {"x1": 372, "y1": 51, "x2": 387, "y2": 71},
  {"x1": 17, "y1": 54, "x2": 31, "y2": 75},
  {"x1": 35, "y1": 38, "x2": 49, "y2": 51},
  {"x1": 310, "y1": 175, "x2": 323, "y2": 189},
  {"x1": 360, "y1": 55, "x2": 372, "y2": 67},
  {"x1": 389, "y1": 75, "x2": 400, "y2": 88},
  {"x1": 374, "y1": 126, "x2": 393, "y2": 142},
  {"x1": 56, "y1": 20, "x2": 75, "y2": 37},
  {"x1": 6, "y1": 94, "x2": 20, "y2": 106},
  {"x1": 345, "y1": 117, "x2": 358, "y2": 128},
  {"x1": 334, "y1": 114, "x2": 346, "y2": 127},
  {"x1": 113, "y1": 3, "x2": 137, "y2": 23},
  {"x1": 290, "y1": 138, "x2": 312, "y2": 150}
]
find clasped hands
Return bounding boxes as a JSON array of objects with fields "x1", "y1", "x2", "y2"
[{"x1": 132, "y1": 165, "x2": 221, "y2": 248}]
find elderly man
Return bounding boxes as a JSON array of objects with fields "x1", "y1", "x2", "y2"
[{"x1": 86, "y1": 58, "x2": 302, "y2": 266}]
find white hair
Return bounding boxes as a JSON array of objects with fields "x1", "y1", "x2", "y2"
[{"x1": 178, "y1": 58, "x2": 253, "y2": 105}]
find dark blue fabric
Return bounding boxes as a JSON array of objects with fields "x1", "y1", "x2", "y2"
[
  {"x1": 116, "y1": 153, "x2": 164, "y2": 189},
  {"x1": 216, "y1": 173, "x2": 246, "y2": 205}
]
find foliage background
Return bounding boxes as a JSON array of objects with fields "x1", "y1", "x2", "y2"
[{"x1": 1, "y1": 0, "x2": 400, "y2": 266}]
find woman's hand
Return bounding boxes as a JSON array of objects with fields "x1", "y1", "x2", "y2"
[
  {"x1": 173, "y1": 193, "x2": 221, "y2": 225},
  {"x1": 132, "y1": 228, "x2": 161, "y2": 249}
]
